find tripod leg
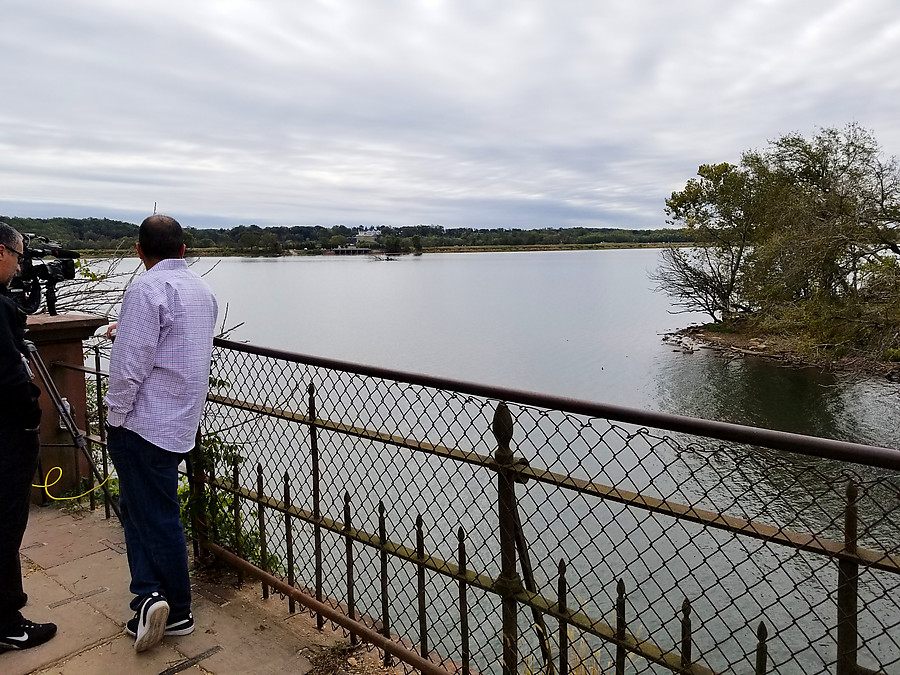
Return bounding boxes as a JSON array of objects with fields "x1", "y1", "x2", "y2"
[
  {"x1": 24, "y1": 341, "x2": 122, "y2": 520},
  {"x1": 36, "y1": 456, "x2": 48, "y2": 506}
]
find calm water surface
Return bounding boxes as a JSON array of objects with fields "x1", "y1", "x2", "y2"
[
  {"x1": 181, "y1": 249, "x2": 899, "y2": 673},
  {"x1": 187, "y1": 249, "x2": 899, "y2": 449}
]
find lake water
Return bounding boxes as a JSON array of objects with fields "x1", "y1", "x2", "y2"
[
  {"x1": 176, "y1": 249, "x2": 900, "y2": 673},
  {"x1": 185, "y1": 249, "x2": 899, "y2": 450}
]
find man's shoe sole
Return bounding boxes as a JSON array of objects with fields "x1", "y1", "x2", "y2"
[{"x1": 134, "y1": 601, "x2": 169, "y2": 652}]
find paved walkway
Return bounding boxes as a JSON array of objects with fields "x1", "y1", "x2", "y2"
[{"x1": 3, "y1": 503, "x2": 355, "y2": 675}]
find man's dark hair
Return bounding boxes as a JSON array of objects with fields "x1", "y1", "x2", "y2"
[
  {"x1": 139, "y1": 215, "x2": 184, "y2": 260},
  {"x1": 0, "y1": 221, "x2": 22, "y2": 251}
]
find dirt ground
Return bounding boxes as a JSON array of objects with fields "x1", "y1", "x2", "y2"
[{"x1": 307, "y1": 643, "x2": 405, "y2": 675}]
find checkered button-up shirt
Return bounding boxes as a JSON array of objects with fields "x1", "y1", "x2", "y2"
[{"x1": 105, "y1": 258, "x2": 218, "y2": 453}]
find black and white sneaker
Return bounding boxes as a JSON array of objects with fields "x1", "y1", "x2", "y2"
[
  {"x1": 133, "y1": 592, "x2": 169, "y2": 652},
  {"x1": 163, "y1": 613, "x2": 194, "y2": 636},
  {"x1": 126, "y1": 611, "x2": 194, "y2": 637},
  {"x1": 0, "y1": 618, "x2": 57, "y2": 651}
]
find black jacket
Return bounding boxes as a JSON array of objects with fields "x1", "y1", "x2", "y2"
[{"x1": 0, "y1": 291, "x2": 41, "y2": 428}]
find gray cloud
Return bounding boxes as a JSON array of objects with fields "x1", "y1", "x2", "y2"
[{"x1": 3, "y1": 0, "x2": 899, "y2": 229}]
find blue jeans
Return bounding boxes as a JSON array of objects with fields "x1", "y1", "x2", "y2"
[
  {"x1": 0, "y1": 421, "x2": 40, "y2": 633},
  {"x1": 107, "y1": 427, "x2": 191, "y2": 618}
]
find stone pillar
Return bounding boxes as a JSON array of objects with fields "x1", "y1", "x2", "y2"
[{"x1": 25, "y1": 313, "x2": 108, "y2": 504}]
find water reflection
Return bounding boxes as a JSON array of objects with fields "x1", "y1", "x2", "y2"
[
  {"x1": 654, "y1": 347, "x2": 900, "y2": 549},
  {"x1": 654, "y1": 349, "x2": 859, "y2": 438}
]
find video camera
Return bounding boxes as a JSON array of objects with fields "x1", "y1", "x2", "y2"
[{"x1": 8, "y1": 234, "x2": 80, "y2": 316}]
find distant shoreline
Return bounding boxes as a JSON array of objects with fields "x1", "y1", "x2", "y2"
[
  {"x1": 420, "y1": 242, "x2": 682, "y2": 253},
  {"x1": 81, "y1": 242, "x2": 685, "y2": 258}
]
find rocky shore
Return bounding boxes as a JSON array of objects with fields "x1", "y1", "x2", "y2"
[{"x1": 664, "y1": 324, "x2": 900, "y2": 381}]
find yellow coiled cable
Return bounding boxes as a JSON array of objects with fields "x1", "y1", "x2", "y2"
[{"x1": 32, "y1": 466, "x2": 114, "y2": 501}]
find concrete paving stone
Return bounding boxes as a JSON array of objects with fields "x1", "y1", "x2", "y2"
[
  {"x1": 2, "y1": 568, "x2": 123, "y2": 675},
  {"x1": 32, "y1": 635, "x2": 201, "y2": 675},
  {"x1": 22, "y1": 566, "x2": 71, "y2": 608},
  {"x1": 191, "y1": 576, "x2": 346, "y2": 652},
  {"x1": 40, "y1": 545, "x2": 133, "y2": 626},
  {"x1": 22, "y1": 506, "x2": 124, "y2": 570},
  {"x1": 173, "y1": 593, "x2": 315, "y2": 674}
]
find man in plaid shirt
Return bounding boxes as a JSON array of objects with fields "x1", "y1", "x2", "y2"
[{"x1": 105, "y1": 215, "x2": 218, "y2": 652}]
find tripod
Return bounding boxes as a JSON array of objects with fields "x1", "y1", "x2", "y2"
[{"x1": 24, "y1": 340, "x2": 122, "y2": 520}]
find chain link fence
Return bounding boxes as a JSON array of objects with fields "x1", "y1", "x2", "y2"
[{"x1": 188, "y1": 338, "x2": 900, "y2": 674}]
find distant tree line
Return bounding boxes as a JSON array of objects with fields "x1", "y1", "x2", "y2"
[
  {"x1": 0, "y1": 217, "x2": 691, "y2": 254},
  {"x1": 0, "y1": 217, "x2": 140, "y2": 252}
]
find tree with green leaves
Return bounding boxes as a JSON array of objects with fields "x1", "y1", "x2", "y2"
[
  {"x1": 258, "y1": 232, "x2": 282, "y2": 255},
  {"x1": 327, "y1": 234, "x2": 348, "y2": 249},
  {"x1": 742, "y1": 124, "x2": 900, "y2": 307},
  {"x1": 381, "y1": 235, "x2": 402, "y2": 254},
  {"x1": 655, "y1": 124, "x2": 900, "y2": 358},
  {"x1": 652, "y1": 161, "x2": 764, "y2": 321}
]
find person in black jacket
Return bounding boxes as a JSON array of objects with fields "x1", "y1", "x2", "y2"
[{"x1": 0, "y1": 222, "x2": 57, "y2": 652}]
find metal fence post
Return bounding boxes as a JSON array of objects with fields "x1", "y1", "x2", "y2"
[
  {"x1": 284, "y1": 471, "x2": 295, "y2": 614},
  {"x1": 208, "y1": 456, "x2": 219, "y2": 544},
  {"x1": 755, "y1": 622, "x2": 768, "y2": 674},
  {"x1": 309, "y1": 382, "x2": 324, "y2": 630},
  {"x1": 416, "y1": 514, "x2": 429, "y2": 659},
  {"x1": 257, "y1": 463, "x2": 269, "y2": 599},
  {"x1": 344, "y1": 492, "x2": 357, "y2": 645},
  {"x1": 680, "y1": 598, "x2": 692, "y2": 669},
  {"x1": 94, "y1": 346, "x2": 111, "y2": 519},
  {"x1": 558, "y1": 560, "x2": 569, "y2": 675},
  {"x1": 459, "y1": 527, "x2": 470, "y2": 675},
  {"x1": 188, "y1": 430, "x2": 209, "y2": 564},
  {"x1": 837, "y1": 480, "x2": 859, "y2": 675},
  {"x1": 232, "y1": 459, "x2": 243, "y2": 585},
  {"x1": 493, "y1": 402, "x2": 523, "y2": 675},
  {"x1": 616, "y1": 579, "x2": 626, "y2": 675},
  {"x1": 84, "y1": 398, "x2": 95, "y2": 512},
  {"x1": 379, "y1": 501, "x2": 393, "y2": 667}
]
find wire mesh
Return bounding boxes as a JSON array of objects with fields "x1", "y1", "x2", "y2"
[{"x1": 196, "y1": 340, "x2": 900, "y2": 675}]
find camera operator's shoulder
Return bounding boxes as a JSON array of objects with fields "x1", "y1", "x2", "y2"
[
  {"x1": 0, "y1": 291, "x2": 17, "y2": 314},
  {"x1": 0, "y1": 293, "x2": 25, "y2": 334}
]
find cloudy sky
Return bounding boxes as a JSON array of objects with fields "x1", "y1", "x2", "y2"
[{"x1": 3, "y1": 1, "x2": 899, "y2": 230}]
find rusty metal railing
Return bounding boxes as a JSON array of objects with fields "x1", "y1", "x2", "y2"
[{"x1": 71, "y1": 338, "x2": 900, "y2": 673}]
